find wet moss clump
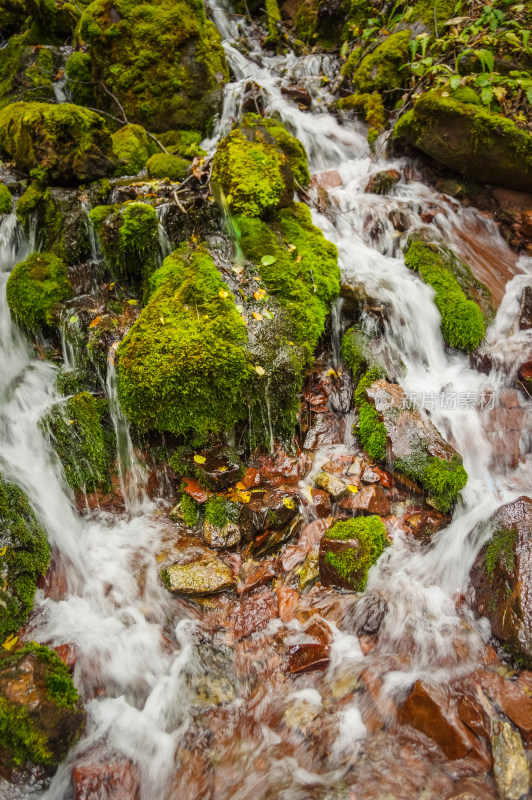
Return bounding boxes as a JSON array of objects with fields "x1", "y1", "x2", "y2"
[
  {"x1": 337, "y1": 92, "x2": 385, "y2": 141},
  {"x1": 112, "y1": 123, "x2": 157, "y2": 176},
  {"x1": 180, "y1": 493, "x2": 200, "y2": 527},
  {"x1": 6, "y1": 252, "x2": 73, "y2": 333},
  {"x1": 212, "y1": 114, "x2": 310, "y2": 218},
  {"x1": 42, "y1": 392, "x2": 115, "y2": 494},
  {"x1": 323, "y1": 516, "x2": 388, "y2": 591},
  {"x1": 0, "y1": 182, "x2": 12, "y2": 214},
  {"x1": 404, "y1": 239, "x2": 486, "y2": 351},
  {"x1": 78, "y1": 0, "x2": 228, "y2": 133},
  {"x1": 117, "y1": 244, "x2": 251, "y2": 442},
  {"x1": 342, "y1": 30, "x2": 411, "y2": 99},
  {"x1": 204, "y1": 496, "x2": 239, "y2": 528},
  {"x1": 486, "y1": 528, "x2": 516, "y2": 580},
  {"x1": 353, "y1": 366, "x2": 387, "y2": 461},
  {"x1": 65, "y1": 51, "x2": 96, "y2": 108},
  {"x1": 157, "y1": 129, "x2": 205, "y2": 158},
  {"x1": 395, "y1": 447, "x2": 468, "y2": 513},
  {"x1": 0, "y1": 477, "x2": 50, "y2": 642},
  {"x1": 146, "y1": 153, "x2": 189, "y2": 182},
  {"x1": 0, "y1": 101, "x2": 115, "y2": 184}
]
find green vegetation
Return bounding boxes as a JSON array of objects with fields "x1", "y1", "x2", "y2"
[
  {"x1": 157, "y1": 129, "x2": 205, "y2": 158},
  {"x1": 337, "y1": 92, "x2": 385, "y2": 141},
  {"x1": 343, "y1": 30, "x2": 411, "y2": 96},
  {"x1": 403, "y1": 238, "x2": 486, "y2": 351},
  {"x1": 0, "y1": 101, "x2": 115, "y2": 184},
  {"x1": 146, "y1": 153, "x2": 189, "y2": 182},
  {"x1": 78, "y1": 0, "x2": 228, "y2": 133},
  {"x1": 323, "y1": 516, "x2": 388, "y2": 591},
  {"x1": 204, "y1": 496, "x2": 239, "y2": 528},
  {"x1": 180, "y1": 493, "x2": 200, "y2": 527},
  {"x1": 65, "y1": 51, "x2": 95, "y2": 107},
  {"x1": 112, "y1": 123, "x2": 157, "y2": 176},
  {"x1": 395, "y1": 446, "x2": 468, "y2": 513},
  {"x1": 486, "y1": 527, "x2": 517, "y2": 579},
  {"x1": 212, "y1": 114, "x2": 309, "y2": 217},
  {"x1": 353, "y1": 367, "x2": 387, "y2": 461},
  {"x1": 0, "y1": 476, "x2": 50, "y2": 642},
  {"x1": 42, "y1": 392, "x2": 115, "y2": 494},
  {"x1": 117, "y1": 244, "x2": 251, "y2": 442},
  {"x1": 0, "y1": 182, "x2": 12, "y2": 214},
  {"x1": 6, "y1": 252, "x2": 72, "y2": 333}
]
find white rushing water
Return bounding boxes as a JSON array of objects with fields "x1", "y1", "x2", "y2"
[{"x1": 2, "y1": 2, "x2": 532, "y2": 797}]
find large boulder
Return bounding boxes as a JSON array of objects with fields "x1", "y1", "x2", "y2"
[
  {"x1": 470, "y1": 496, "x2": 532, "y2": 666},
  {"x1": 77, "y1": 0, "x2": 228, "y2": 133},
  {"x1": 394, "y1": 91, "x2": 532, "y2": 193},
  {"x1": 6, "y1": 251, "x2": 72, "y2": 333},
  {"x1": 161, "y1": 542, "x2": 236, "y2": 596},
  {"x1": 0, "y1": 101, "x2": 115, "y2": 184},
  {"x1": 318, "y1": 516, "x2": 388, "y2": 591}
]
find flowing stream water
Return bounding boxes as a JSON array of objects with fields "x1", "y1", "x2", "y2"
[{"x1": 2, "y1": 3, "x2": 532, "y2": 798}]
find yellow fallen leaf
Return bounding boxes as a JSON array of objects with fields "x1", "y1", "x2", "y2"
[
  {"x1": 219, "y1": 290, "x2": 229, "y2": 299},
  {"x1": 89, "y1": 316, "x2": 101, "y2": 328},
  {"x1": 236, "y1": 481, "x2": 246, "y2": 491},
  {"x1": 348, "y1": 484, "x2": 358, "y2": 493},
  {"x1": 254, "y1": 288, "x2": 266, "y2": 301},
  {"x1": 193, "y1": 455, "x2": 206, "y2": 464},
  {"x1": 232, "y1": 265, "x2": 244, "y2": 275},
  {"x1": 109, "y1": 282, "x2": 116, "y2": 289},
  {"x1": 252, "y1": 311, "x2": 263, "y2": 321},
  {"x1": 67, "y1": 419, "x2": 74, "y2": 425},
  {"x1": 2, "y1": 634, "x2": 17, "y2": 651},
  {"x1": 127, "y1": 299, "x2": 138, "y2": 305},
  {"x1": 283, "y1": 497, "x2": 295, "y2": 509},
  {"x1": 296, "y1": 254, "x2": 302, "y2": 263},
  {"x1": 0, "y1": 546, "x2": 6, "y2": 557},
  {"x1": 255, "y1": 365, "x2": 265, "y2": 376},
  {"x1": 287, "y1": 244, "x2": 296, "y2": 252},
  {"x1": 160, "y1": 316, "x2": 165, "y2": 324},
  {"x1": 238, "y1": 491, "x2": 251, "y2": 503},
  {"x1": 326, "y1": 368, "x2": 338, "y2": 378},
  {"x1": 218, "y1": 466, "x2": 228, "y2": 472}
]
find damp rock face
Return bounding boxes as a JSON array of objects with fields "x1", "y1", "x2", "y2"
[
  {"x1": 470, "y1": 496, "x2": 532, "y2": 667},
  {"x1": 161, "y1": 542, "x2": 236, "y2": 596},
  {"x1": 491, "y1": 719, "x2": 530, "y2": 800}
]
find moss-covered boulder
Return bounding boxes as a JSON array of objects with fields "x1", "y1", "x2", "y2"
[
  {"x1": 0, "y1": 101, "x2": 115, "y2": 184},
  {"x1": 394, "y1": 90, "x2": 532, "y2": 192},
  {"x1": 78, "y1": 0, "x2": 228, "y2": 134},
  {"x1": 117, "y1": 244, "x2": 251, "y2": 442},
  {"x1": 0, "y1": 476, "x2": 50, "y2": 643},
  {"x1": 0, "y1": 183, "x2": 12, "y2": 214},
  {"x1": 42, "y1": 392, "x2": 115, "y2": 494},
  {"x1": 64, "y1": 50, "x2": 95, "y2": 107},
  {"x1": 319, "y1": 516, "x2": 388, "y2": 591},
  {"x1": 112, "y1": 123, "x2": 157, "y2": 176},
  {"x1": 0, "y1": 643, "x2": 84, "y2": 776},
  {"x1": 0, "y1": 35, "x2": 55, "y2": 110},
  {"x1": 0, "y1": 0, "x2": 85, "y2": 43},
  {"x1": 403, "y1": 235, "x2": 491, "y2": 352},
  {"x1": 212, "y1": 114, "x2": 310, "y2": 217},
  {"x1": 6, "y1": 252, "x2": 73, "y2": 332},
  {"x1": 342, "y1": 30, "x2": 411, "y2": 99},
  {"x1": 337, "y1": 92, "x2": 386, "y2": 142},
  {"x1": 146, "y1": 153, "x2": 189, "y2": 182}
]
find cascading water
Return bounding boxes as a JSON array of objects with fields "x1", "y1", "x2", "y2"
[{"x1": 2, "y1": 3, "x2": 532, "y2": 799}]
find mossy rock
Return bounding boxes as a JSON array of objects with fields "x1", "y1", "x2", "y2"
[
  {"x1": 394, "y1": 90, "x2": 532, "y2": 192},
  {"x1": 157, "y1": 128, "x2": 205, "y2": 158},
  {"x1": 0, "y1": 476, "x2": 50, "y2": 643},
  {"x1": 0, "y1": 35, "x2": 56, "y2": 111},
  {"x1": 78, "y1": 0, "x2": 228, "y2": 134},
  {"x1": 319, "y1": 516, "x2": 388, "y2": 591},
  {"x1": 0, "y1": 643, "x2": 84, "y2": 774},
  {"x1": 0, "y1": 101, "x2": 115, "y2": 184},
  {"x1": 146, "y1": 153, "x2": 189, "y2": 182},
  {"x1": 212, "y1": 114, "x2": 310, "y2": 218},
  {"x1": 89, "y1": 201, "x2": 159, "y2": 294},
  {"x1": 337, "y1": 92, "x2": 385, "y2": 138},
  {"x1": 41, "y1": 392, "x2": 115, "y2": 494},
  {"x1": 0, "y1": 182, "x2": 12, "y2": 214},
  {"x1": 117, "y1": 243, "x2": 251, "y2": 442},
  {"x1": 0, "y1": 0, "x2": 86, "y2": 43},
  {"x1": 342, "y1": 30, "x2": 411, "y2": 102},
  {"x1": 6, "y1": 251, "x2": 73, "y2": 333},
  {"x1": 403, "y1": 236, "x2": 490, "y2": 351},
  {"x1": 64, "y1": 50, "x2": 96, "y2": 107},
  {"x1": 112, "y1": 123, "x2": 157, "y2": 176}
]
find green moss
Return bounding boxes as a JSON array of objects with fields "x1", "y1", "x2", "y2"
[
  {"x1": 337, "y1": 92, "x2": 386, "y2": 133},
  {"x1": 265, "y1": 0, "x2": 281, "y2": 43},
  {"x1": 212, "y1": 114, "x2": 309, "y2": 218},
  {"x1": 42, "y1": 392, "x2": 115, "y2": 494},
  {"x1": 205, "y1": 496, "x2": 229, "y2": 527},
  {"x1": 6, "y1": 251, "x2": 72, "y2": 333},
  {"x1": 79, "y1": 0, "x2": 228, "y2": 133},
  {"x1": 341, "y1": 325, "x2": 379, "y2": 383},
  {"x1": 0, "y1": 101, "x2": 115, "y2": 184},
  {"x1": 451, "y1": 86, "x2": 481, "y2": 106},
  {"x1": 352, "y1": 366, "x2": 388, "y2": 461},
  {"x1": 0, "y1": 182, "x2": 12, "y2": 214},
  {"x1": 146, "y1": 153, "x2": 189, "y2": 182},
  {"x1": 112, "y1": 123, "x2": 156, "y2": 176},
  {"x1": 157, "y1": 128, "x2": 205, "y2": 158},
  {"x1": 323, "y1": 515, "x2": 388, "y2": 591},
  {"x1": 181, "y1": 493, "x2": 199, "y2": 527},
  {"x1": 404, "y1": 239, "x2": 486, "y2": 351},
  {"x1": 395, "y1": 447, "x2": 467, "y2": 513},
  {"x1": 56, "y1": 367, "x2": 88, "y2": 396},
  {"x1": 0, "y1": 476, "x2": 50, "y2": 642},
  {"x1": 0, "y1": 696, "x2": 52, "y2": 766},
  {"x1": 343, "y1": 31, "x2": 411, "y2": 101},
  {"x1": 0, "y1": 33, "x2": 57, "y2": 112},
  {"x1": 117, "y1": 244, "x2": 251, "y2": 441},
  {"x1": 486, "y1": 528, "x2": 516, "y2": 579},
  {"x1": 295, "y1": 0, "x2": 318, "y2": 42},
  {"x1": 65, "y1": 51, "x2": 96, "y2": 107},
  {"x1": 19, "y1": 643, "x2": 79, "y2": 708}
]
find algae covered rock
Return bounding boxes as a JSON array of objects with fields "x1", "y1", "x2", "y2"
[
  {"x1": 0, "y1": 476, "x2": 50, "y2": 643},
  {"x1": 394, "y1": 90, "x2": 532, "y2": 192},
  {"x1": 318, "y1": 516, "x2": 388, "y2": 591},
  {"x1": 492, "y1": 719, "x2": 530, "y2": 800},
  {"x1": 343, "y1": 30, "x2": 410, "y2": 97},
  {"x1": 161, "y1": 542, "x2": 236, "y2": 595},
  {"x1": 0, "y1": 183, "x2": 12, "y2": 214},
  {"x1": 146, "y1": 153, "x2": 189, "y2": 182},
  {"x1": 78, "y1": 0, "x2": 228, "y2": 134},
  {"x1": 0, "y1": 101, "x2": 115, "y2": 184},
  {"x1": 112, "y1": 123, "x2": 157, "y2": 176},
  {"x1": 6, "y1": 251, "x2": 73, "y2": 332},
  {"x1": 212, "y1": 114, "x2": 310, "y2": 217},
  {"x1": 0, "y1": 643, "x2": 84, "y2": 776}
]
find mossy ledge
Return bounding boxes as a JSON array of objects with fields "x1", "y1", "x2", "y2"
[
  {"x1": 321, "y1": 516, "x2": 388, "y2": 592},
  {"x1": 6, "y1": 252, "x2": 73, "y2": 333}
]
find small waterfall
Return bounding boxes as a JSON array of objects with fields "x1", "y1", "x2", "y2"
[
  {"x1": 156, "y1": 203, "x2": 173, "y2": 261},
  {"x1": 52, "y1": 45, "x2": 73, "y2": 104}
]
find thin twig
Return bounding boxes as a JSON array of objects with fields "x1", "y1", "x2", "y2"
[{"x1": 173, "y1": 190, "x2": 188, "y2": 214}]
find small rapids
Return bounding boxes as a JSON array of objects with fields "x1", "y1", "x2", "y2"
[{"x1": 1, "y1": 3, "x2": 532, "y2": 799}]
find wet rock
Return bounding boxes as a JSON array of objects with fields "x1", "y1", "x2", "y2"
[
  {"x1": 518, "y1": 286, "x2": 532, "y2": 330},
  {"x1": 233, "y1": 591, "x2": 278, "y2": 640},
  {"x1": 475, "y1": 668, "x2": 532, "y2": 743},
  {"x1": 352, "y1": 592, "x2": 388, "y2": 635},
  {"x1": 492, "y1": 719, "x2": 530, "y2": 800},
  {"x1": 310, "y1": 488, "x2": 332, "y2": 518},
  {"x1": 484, "y1": 402, "x2": 525, "y2": 470},
  {"x1": 239, "y1": 490, "x2": 299, "y2": 537},
  {"x1": 281, "y1": 84, "x2": 311, "y2": 106},
  {"x1": 237, "y1": 559, "x2": 278, "y2": 596},
  {"x1": 319, "y1": 516, "x2": 388, "y2": 592},
  {"x1": 203, "y1": 519, "x2": 241, "y2": 550},
  {"x1": 297, "y1": 550, "x2": 320, "y2": 590},
  {"x1": 72, "y1": 757, "x2": 140, "y2": 800},
  {"x1": 288, "y1": 643, "x2": 330, "y2": 674},
  {"x1": 338, "y1": 484, "x2": 391, "y2": 516},
  {"x1": 181, "y1": 477, "x2": 209, "y2": 503},
  {"x1": 309, "y1": 170, "x2": 342, "y2": 190},
  {"x1": 251, "y1": 513, "x2": 302, "y2": 557},
  {"x1": 170, "y1": 446, "x2": 243, "y2": 492},
  {"x1": 277, "y1": 585, "x2": 299, "y2": 622},
  {"x1": 255, "y1": 447, "x2": 308, "y2": 487},
  {"x1": 365, "y1": 169, "x2": 401, "y2": 195},
  {"x1": 398, "y1": 681, "x2": 488, "y2": 762},
  {"x1": 241, "y1": 467, "x2": 262, "y2": 488},
  {"x1": 361, "y1": 466, "x2": 380, "y2": 484},
  {"x1": 470, "y1": 496, "x2": 532, "y2": 666},
  {"x1": 314, "y1": 471, "x2": 348, "y2": 501},
  {"x1": 304, "y1": 618, "x2": 332, "y2": 645},
  {"x1": 403, "y1": 506, "x2": 450, "y2": 539},
  {"x1": 161, "y1": 543, "x2": 236, "y2": 596}
]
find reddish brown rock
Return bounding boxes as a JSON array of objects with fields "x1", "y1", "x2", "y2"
[
  {"x1": 237, "y1": 560, "x2": 278, "y2": 596},
  {"x1": 277, "y1": 586, "x2": 299, "y2": 622},
  {"x1": 404, "y1": 506, "x2": 450, "y2": 539},
  {"x1": 288, "y1": 643, "x2": 330, "y2": 674},
  {"x1": 239, "y1": 490, "x2": 299, "y2": 537},
  {"x1": 255, "y1": 447, "x2": 306, "y2": 487},
  {"x1": 310, "y1": 488, "x2": 332, "y2": 518},
  {"x1": 365, "y1": 169, "x2": 401, "y2": 195},
  {"x1": 309, "y1": 170, "x2": 342, "y2": 190},
  {"x1": 338, "y1": 484, "x2": 390, "y2": 516},
  {"x1": 72, "y1": 759, "x2": 140, "y2": 800},
  {"x1": 241, "y1": 467, "x2": 261, "y2": 489},
  {"x1": 484, "y1": 403, "x2": 525, "y2": 469},
  {"x1": 233, "y1": 591, "x2": 278, "y2": 640},
  {"x1": 53, "y1": 644, "x2": 78, "y2": 672},
  {"x1": 281, "y1": 84, "x2": 311, "y2": 106},
  {"x1": 304, "y1": 619, "x2": 332, "y2": 645},
  {"x1": 476, "y1": 668, "x2": 532, "y2": 742}
]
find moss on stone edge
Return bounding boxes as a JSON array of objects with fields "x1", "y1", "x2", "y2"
[
  {"x1": 395, "y1": 445, "x2": 468, "y2": 513},
  {"x1": 486, "y1": 527, "x2": 516, "y2": 580},
  {"x1": 337, "y1": 92, "x2": 386, "y2": 140},
  {"x1": 146, "y1": 153, "x2": 189, "y2": 182},
  {"x1": 354, "y1": 367, "x2": 388, "y2": 461},
  {"x1": 112, "y1": 124, "x2": 157, "y2": 176},
  {"x1": 204, "y1": 496, "x2": 239, "y2": 528},
  {"x1": 181, "y1": 493, "x2": 200, "y2": 527},
  {"x1": 0, "y1": 477, "x2": 50, "y2": 642},
  {"x1": 42, "y1": 392, "x2": 115, "y2": 494},
  {"x1": 404, "y1": 239, "x2": 485, "y2": 351},
  {"x1": 0, "y1": 101, "x2": 115, "y2": 185},
  {"x1": 212, "y1": 114, "x2": 310, "y2": 218},
  {"x1": 6, "y1": 252, "x2": 73, "y2": 333},
  {"x1": 0, "y1": 183, "x2": 12, "y2": 214},
  {"x1": 324, "y1": 516, "x2": 388, "y2": 591},
  {"x1": 117, "y1": 244, "x2": 251, "y2": 442},
  {"x1": 342, "y1": 31, "x2": 411, "y2": 99}
]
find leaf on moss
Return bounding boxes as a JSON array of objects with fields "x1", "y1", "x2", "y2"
[
  {"x1": 2, "y1": 634, "x2": 18, "y2": 651},
  {"x1": 219, "y1": 290, "x2": 229, "y2": 298},
  {"x1": 255, "y1": 365, "x2": 265, "y2": 376},
  {"x1": 89, "y1": 316, "x2": 101, "y2": 328},
  {"x1": 193, "y1": 455, "x2": 206, "y2": 464},
  {"x1": 254, "y1": 288, "x2": 266, "y2": 301},
  {"x1": 261, "y1": 255, "x2": 276, "y2": 266},
  {"x1": 252, "y1": 311, "x2": 263, "y2": 321}
]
